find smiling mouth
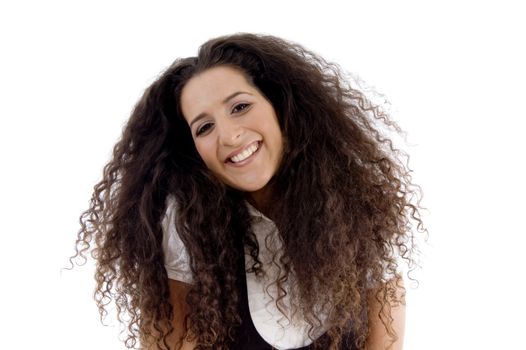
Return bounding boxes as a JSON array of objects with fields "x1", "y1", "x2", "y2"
[{"x1": 228, "y1": 141, "x2": 260, "y2": 164}]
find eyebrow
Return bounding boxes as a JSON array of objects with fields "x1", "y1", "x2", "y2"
[{"x1": 189, "y1": 91, "x2": 253, "y2": 130}]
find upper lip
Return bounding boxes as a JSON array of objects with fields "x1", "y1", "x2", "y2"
[{"x1": 225, "y1": 141, "x2": 260, "y2": 162}]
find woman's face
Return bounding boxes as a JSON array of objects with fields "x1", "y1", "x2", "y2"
[{"x1": 180, "y1": 65, "x2": 284, "y2": 194}]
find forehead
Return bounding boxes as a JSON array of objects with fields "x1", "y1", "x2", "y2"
[{"x1": 180, "y1": 66, "x2": 255, "y2": 122}]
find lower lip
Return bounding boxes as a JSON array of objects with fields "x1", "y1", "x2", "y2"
[{"x1": 227, "y1": 142, "x2": 261, "y2": 168}]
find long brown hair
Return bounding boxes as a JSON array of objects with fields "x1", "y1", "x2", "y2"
[{"x1": 71, "y1": 33, "x2": 425, "y2": 350}]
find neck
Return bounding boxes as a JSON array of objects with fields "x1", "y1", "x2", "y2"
[{"x1": 247, "y1": 185, "x2": 276, "y2": 220}]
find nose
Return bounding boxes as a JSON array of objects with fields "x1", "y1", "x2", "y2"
[{"x1": 217, "y1": 118, "x2": 244, "y2": 146}]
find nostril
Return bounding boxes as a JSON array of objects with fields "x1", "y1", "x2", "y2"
[{"x1": 219, "y1": 128, "x2": 244, "y2": 146}]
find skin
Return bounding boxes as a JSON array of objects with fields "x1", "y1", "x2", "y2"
[
  {"x1": 180, "y1": 65, "x2": 284, "y2": 210},
  {"x1": 165, "y1": 280, "x2": 197, "y2": 350},
  {"x1": 365, "y1": 277, "x2": 406, "y2": 350},
  {"x1": 143, "y1": 280, "x2": 197, "y2": 350},
  {"x1": 162, "y1": 278, "x2": 406, "y2": 350},
  {"x1": 162, "y1": 65, "x2": 406, "y2": 350}
]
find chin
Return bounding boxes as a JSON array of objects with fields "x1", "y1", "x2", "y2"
[
  {"x1": 220, "y1": 171, "x2": 275, "y2": 193},
  {"x1": 229, "y1": 180, "x2": 270, "y2": 193},
  {"x1": 237, "y1": 184, "x2": 267, "y2": 193}
]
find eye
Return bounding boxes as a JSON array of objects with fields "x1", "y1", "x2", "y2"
[
  {"x1": 231, "y1": 103, "x2": 251, "y2": 114},
  {"x1": 196, "y1": 122, "x2": 213, "y2": 136}
]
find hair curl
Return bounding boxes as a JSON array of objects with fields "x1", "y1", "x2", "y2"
[{"x1": 71, "y1": 33, "x2": 425, "y2": 350}]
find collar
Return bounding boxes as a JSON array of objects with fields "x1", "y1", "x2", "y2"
[{"x1": 245, "y1": 201, "x2": 273, "y2": 223}]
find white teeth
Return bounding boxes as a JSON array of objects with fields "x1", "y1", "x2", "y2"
[{"x1": 230, "y1": 143, "x2": 259, "y2": 163}]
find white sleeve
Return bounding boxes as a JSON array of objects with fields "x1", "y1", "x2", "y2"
[{"x1": 162, "y1": 196, "x2": 194, "y2": 284}]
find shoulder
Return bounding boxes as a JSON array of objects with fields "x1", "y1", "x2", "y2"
[{"x1": 162, "y1": 196, "x2": 194, "y2": 284}]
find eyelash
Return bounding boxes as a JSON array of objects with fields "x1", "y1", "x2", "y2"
[
  {"x1": 195, "y1": 103, "x2": 252, "y2": 136},
  {"x1": 196, "y1": 122, "x2": 213, "y2": 136},
  {"x1": 231, "y1": 103, "x2": 250, "y2": 114}
]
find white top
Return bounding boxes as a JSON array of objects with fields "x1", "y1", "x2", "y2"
[{"x1": 161, "y1": 197, "x2": 329, "y2": 349}]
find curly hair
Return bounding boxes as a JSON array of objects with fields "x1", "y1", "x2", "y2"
[{"x1": 71, "y1": 33, "x2": 425, "y2": 350}]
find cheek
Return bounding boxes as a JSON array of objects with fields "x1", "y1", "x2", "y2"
[
  {"x1": 195, "y1": 142, "x2": 218, "y2": 168},
  {"x1": 264, "y1": 121, "x2": 283, "y2": 147}
]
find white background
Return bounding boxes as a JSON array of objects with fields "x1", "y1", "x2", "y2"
[{"x1": 1, "y1": 1, "x2": 525, "y2": 349}]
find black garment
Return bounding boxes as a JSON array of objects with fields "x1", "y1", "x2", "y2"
[{"x1": 231, "y1": 248, "x2": 360, "y2": 350}]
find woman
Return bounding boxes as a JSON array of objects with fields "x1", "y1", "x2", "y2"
[{"x1": 72, "y1": 33, "x2": 423, "y2": 350}]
